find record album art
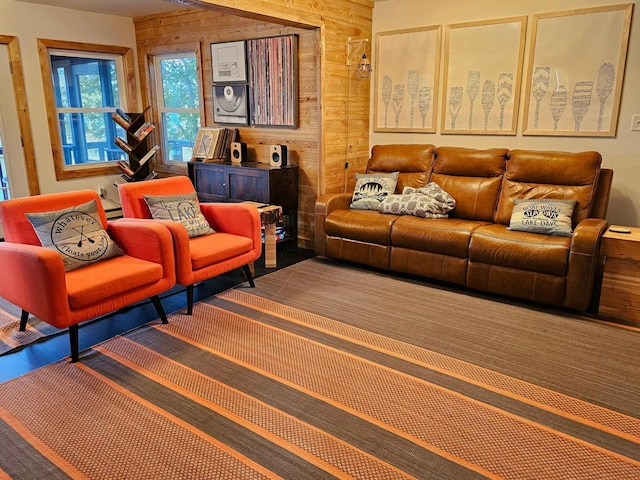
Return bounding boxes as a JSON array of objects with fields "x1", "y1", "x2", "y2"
[
  {"x1": 211, "y1": 40, "x2": 247, "y2": 82},
  {"x1": 213, "y1": 84, "x2": 249, "y2": 125}
]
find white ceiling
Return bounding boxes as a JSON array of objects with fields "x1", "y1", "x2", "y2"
[{"x1": 14, "y1": 0, "x2": 192, "y2": 18}]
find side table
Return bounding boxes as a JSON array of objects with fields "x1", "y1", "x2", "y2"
[
  {"x1": 243, "y1": 202, "x2": 283, "y2": 269},
  {"x1": 598, "y1": 225, "x2": 640, "y2": 325}
]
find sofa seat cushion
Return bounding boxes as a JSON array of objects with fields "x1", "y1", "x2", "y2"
[
  {"x1": 66, "y1": 255, "x2": 162, "y2": 310},
  {"x1": 469, "y1": 224, "x2": 571, "y2": 276},
  {"x1": 391, "y1": 217, "x2": 489, "y2": 258},
  {"x1": 189, "y1": 232, "x2": 254, "y2": 270},
  {"x1": 325, "y1": 209, "x2": 398, "y2": 245}
]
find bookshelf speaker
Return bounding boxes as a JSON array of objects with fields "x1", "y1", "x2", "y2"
[
  {"x1": 230, "y1": 142, "x2": 247, "y2": 163},
  {"x1": 270, "y1": 145, "x2": 287, "y2": 167}
]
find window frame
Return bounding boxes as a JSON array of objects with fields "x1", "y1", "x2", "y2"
[
  {"x1": 144, "y1": 43, "x2": 204, "y2": 176},
  {"x1": 38, "y1": 39, "x2": 137, "y2": 180},
  {"x1": 1, "y1": 35, "x2": 38, "y2": 195}
]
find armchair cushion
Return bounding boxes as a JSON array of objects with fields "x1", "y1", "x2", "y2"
[
  {"x1": 143, "y1": 192, "x2": 214, "y2": 238},
  {"x1": 66, "y1": 255, "x2": 164, "y2": 310},
  {"x1": 25, "y1": 199, "x2": 123, "y2": 271}
]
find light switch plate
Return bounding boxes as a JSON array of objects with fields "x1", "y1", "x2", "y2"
[{"x1": 631, "y1": 114, "x2": 640, "y2": 131}]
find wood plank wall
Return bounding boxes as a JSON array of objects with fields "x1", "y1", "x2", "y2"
[{"x1": 134, "y1": 0, "x2": 373, "y2": 250}]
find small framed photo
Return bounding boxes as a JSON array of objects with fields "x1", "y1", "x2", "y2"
[
  {"x1": 213, "y1": 84, "x2": 249, "y2": 125},
  {"x1": 211, "y1": 40, "x2": 247, "y2": 83}
]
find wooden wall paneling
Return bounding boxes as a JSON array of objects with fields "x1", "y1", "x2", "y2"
[{"x1": 134, "y1": 0, "x2": 373, "y2": 249}]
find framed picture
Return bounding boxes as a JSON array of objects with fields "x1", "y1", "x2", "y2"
[
  {"x1": 191, "y1": 127, "x2": 220, "y2": 161},
  {"x1": 441, "y1": 16, "x2": 527, "y2": 135},
  {"x1": 247, "y1": 34, "x2": 298, "y2": 128},
  {"x1": 213, "y1": 84, "x2": 249, "y2": 125},
  {"x1": 211, "y1": 40, "x2": 247, "y2": 83},
  {"x1": 523, "y1": 4, "x2": 633, "y2": 136},
  {"x1": 374, "y1": 25, "x2": 442, "y2": 133}
]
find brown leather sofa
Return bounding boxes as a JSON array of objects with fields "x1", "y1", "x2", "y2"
[{"x1": 315, "y1": 145, "x2": 613, "y2": 311}]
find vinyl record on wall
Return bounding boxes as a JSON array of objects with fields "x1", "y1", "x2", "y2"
[{"x1": 213, "y1": 84, "x2": 249, "y2": 125}]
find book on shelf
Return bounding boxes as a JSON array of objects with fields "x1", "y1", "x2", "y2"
[
  {"x1": 111, "y1": 111, "x2": 131, "y2": 130},
  {"x1": 115, "y1": 108, "x2": 132, "y2": 123},
  {"x1": 133, "y1": 122, "x2": 155, "y2": 140},
  {"x1": 113, "y1": 170, "x2": 156, "y2": 184},
  {"x1": 114, "y1": 137, "x2": 133, "y2": 153},
  {"x1": 116, "y1": 160, "x2": 135, "y2": 177},
  {"x1": 133, "y1": 145, "x2": 160, "y2": 167}
]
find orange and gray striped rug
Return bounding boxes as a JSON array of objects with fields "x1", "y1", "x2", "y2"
[
  {"x1": 0, "y1": 257, "x2": 638, "y2": 479},
  {"x1": 0, "y1": 305, "x2": 60, "y2": 355}
]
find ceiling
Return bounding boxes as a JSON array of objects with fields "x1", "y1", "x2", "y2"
[{"x1": 14, "y1": 0, "x2": 192, "y2": 18}]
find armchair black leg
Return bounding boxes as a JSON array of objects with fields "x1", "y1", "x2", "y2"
[
  {"x1": 69, "y1": 324, "x2": 79, "y2": 363},
  {"x1": 19, "y1": 310, "x2": 29, "y2": 331},
  {"x1": 186, "y1": 284, "x2": 194, "y2": 315},
  {"x1": 151, "y1": 295, "x2": 168, "y2": 324},
  {"x1": 243, "y1": 264, "x2": 256, "y2": 288}
]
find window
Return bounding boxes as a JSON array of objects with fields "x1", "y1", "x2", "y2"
[
  {"x1": 38, "y1": 40, "x2": 137, "y2": 180},
  {"x1": 0, "y1": 132, "x2": 8, "y2": 200},
  {"x1": 153, "y1": 51, "x2": 202, "y2": 164}
]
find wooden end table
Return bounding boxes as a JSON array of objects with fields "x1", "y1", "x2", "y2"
[
  {"x1": 243, "y1": 202, "x2": 283, "y2": 269},
  {"x1": 598, "y1": 225, "x2": 640, "y2": 325}
]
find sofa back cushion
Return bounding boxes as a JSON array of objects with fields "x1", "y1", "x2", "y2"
[
  {"x1": 367, "y1": 144, "x2": 435, "y2": 193},
  {"x1": 494, "y1": 149, "x2": 602, "y2": 226},
  {"x1": 430, "y1": 147, "x2": 508, "y2": 221}
]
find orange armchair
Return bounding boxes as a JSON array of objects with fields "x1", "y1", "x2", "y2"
[
  {"x1": 0, "y1": 190, "x2": 176, "y2": 362},
  {"x1": 118, "y1": 176, "x2": 262, "y2": 314}
]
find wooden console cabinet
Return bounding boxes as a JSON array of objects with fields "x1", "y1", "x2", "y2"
[
  {"x1": 187, "y1": 161, "x2": 299, "y2": 240},
  {"x1": 598, "y1": 226, "x2": 640, "y2": 325}
]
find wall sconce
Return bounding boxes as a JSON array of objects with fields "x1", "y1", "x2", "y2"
[
  {"x1": 347, "y1": 38, "x2": 372, "y2": 80},
  {"x1": 356, "y1": 53, "x2": 372, "y2": 79}
]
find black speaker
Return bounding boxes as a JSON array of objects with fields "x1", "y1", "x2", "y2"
[
  {"x1": 230, "y1": 142, "x2": 247, "y2": 163},
  {"x1": 270, "y1": 144, "x2": 288, "y2": 167}
]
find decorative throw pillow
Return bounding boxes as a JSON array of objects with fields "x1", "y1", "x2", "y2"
[
  {"x1": 508, "y1": 199, "x2": 577, "y2": 237},
  {"x1": 25, "y1": 199, "x2": 123, "y2": 272},
  {"x1": 378, "y1": 183, "x2": 456, "y2": 218},
  {"x1": 350, "y1": 172, "x2": 399, "y2": 210},
  {"x1": 144, "y1": 192, "x2": 214, "y2": 238}
]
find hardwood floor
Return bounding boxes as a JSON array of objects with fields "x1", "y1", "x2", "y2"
[{"x1": 0, "y1": 246, "x2": 316, "y2": 383}]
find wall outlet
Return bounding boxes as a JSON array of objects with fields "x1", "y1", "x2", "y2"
[
  {"x1": 98, "y1": 186, "x2": 107, "y2": 197},
  {"x1": 631, "y1": 114, "x2": 640, "y2": 131}
]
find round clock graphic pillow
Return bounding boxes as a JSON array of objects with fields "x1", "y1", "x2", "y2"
[
  {"x1": 51, "y1": 209, "x2": 111, "y2": 261},
  {"x1": 25, "y1": 199, "x2": 123, "y2": 271}
]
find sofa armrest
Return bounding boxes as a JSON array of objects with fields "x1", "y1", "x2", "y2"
[
  {"x1": 564, "y1": 218, "x2": 609, "y2": 310},
  {"x1": 0, "y1": 243, "x2": 70, "y2": 322},
  {"x1": 314, "y1": 193, "x2": 353, "y2": 255}
]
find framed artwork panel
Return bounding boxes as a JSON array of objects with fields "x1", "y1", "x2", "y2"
[
  {"x1": 212, "y1": 84, "x2": 249, "y2": 125},
  {"x1": 441, "y1": 16, "x2": 527, "y2": 135},
  {"x1": 211, "y1": 40, "x2": 247, "y2": 83},
  {"x1": 247, "y1": 34, "x2": 298, "y2": 128},
  {"x1": 523, "y1": 4, "x2": 633, "y2": 136},
  {"x1": 374, "y1": 25, "x2": 442, "y2": 133}
]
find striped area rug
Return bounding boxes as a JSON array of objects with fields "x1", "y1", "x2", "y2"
[
  {"x1": 0, "y1": 305, "x2": 60, "y2": 355},
  {"x1": 0, "y1": 257, "x2": 638, "y2": 479}
]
